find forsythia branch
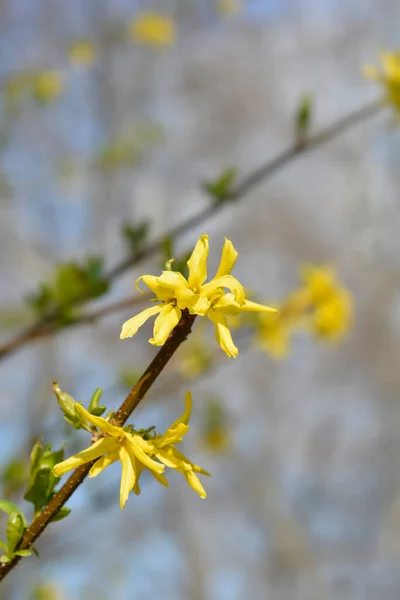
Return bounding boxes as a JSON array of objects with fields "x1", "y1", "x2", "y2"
[
  {"x1": 0, "y1": 310, "x2": 196, "y2": 582},
  {"x1": 0, "y1": 98, "x2": 381, "y2": 363}
]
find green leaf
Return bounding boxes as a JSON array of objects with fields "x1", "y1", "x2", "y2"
[
  {"x1": 6, "y1": 512, "x2": 25, "y2": 552},
  {"x1": 295, "y1": 93, "x2": 312, "y2": 144},
  {"x1": 88, "y1": 388, "x2": 106, "y2": 417},
  {"x1": 202, "y1": 167, "x2": 237, "y2": 204},
  {"x1": 50, "y1": 507, "x2": 71, "y2": 523},
  {"x1": 0, "y1": 555, "x2": 10, "y2": 563},
  {"x1": 0, "y1": 541, "x2": 8, "y2": 552},
  {"x1": 24, "y1": 442, "x2": 64, "y2": 513},
  {"x1": 31, "y1": 546, "x2": 40, "y2": 558},
  {"x1": 14, "y1": 549, "x2": 31, "y2": 557},
  {"x1": 26, "y1": 257, "x2": 109, "y2": 323},
  {"x1": 0, "y1": 499, "x2": 22, "y2": 517}
]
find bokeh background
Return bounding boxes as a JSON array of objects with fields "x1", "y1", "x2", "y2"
[{"x1": 1, "y1": 0, "x2": 400, "y2": 598}]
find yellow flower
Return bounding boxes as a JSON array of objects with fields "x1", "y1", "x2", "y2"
[
  {"x1": 363, "y1": 51, "x2": 400, "y2": 113},
  {"x1": 53, "y1": 392, "x2": 208, "y2": 507},
  {"x1": 68, "y1": 40, "x2": 96, "y2": 66},
  {"x1": 120, "y1": 234, "x2": 276, "y2": 357},
  {"x1": 33, "y1": 71, "x2": 64, "y2": 103},
  {"x1": 129, "y1": 11, "x2": 175, "y2": 47}
]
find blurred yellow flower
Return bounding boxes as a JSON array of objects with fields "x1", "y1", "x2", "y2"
[
  {"x1": 33, "y1": 70, "x2": 64, "y2": 104},
  {"x1": 363, "y1": 51, "x2": 400, "y2": 113},
  {"x1": 120, "y1": 234, "x2": 276, "y2": 357},
  {"x1": 256, "y1": 264, "x2": 352, "y2": 358},
  {"x1": 217, "y1": 0, "x2": 242, "y2": 15},
  {"x1": 68, "y1": 40, "x2": 96, "y2": 66},
  {"x1": 300, "y1": 264, "x2": 353, "y2": 341},
  {"x1": 311, "y1": 288, "x2": 352, "y2": 341},
  {"x1": 53, "y1": 392, "x2": 208, "y2": 507},
  {"x1": 129, "y1": 11, "x2": 176, "y2": 47}
]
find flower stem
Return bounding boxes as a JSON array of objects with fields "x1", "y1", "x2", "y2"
[{"x1": 0, "y1": 311, "x2": 196, "y2": 583}]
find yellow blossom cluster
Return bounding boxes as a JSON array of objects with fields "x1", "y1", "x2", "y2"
[
  {"x1": 53, "y1": 392, "x2": 208, "y2": 508},
  {"x1": 53, "y1": 234, "x2": 276, "y2": 508},
  {"x1": 256, "y1": 264, "x2": 352, "y2": 358},
  {"x1": 120, "y1": 234, "x2": 276, "y2": 357}
]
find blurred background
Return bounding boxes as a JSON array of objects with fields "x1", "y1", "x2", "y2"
[{"x1": 1, "y1": 0, "x2": 400, "y2": 598}]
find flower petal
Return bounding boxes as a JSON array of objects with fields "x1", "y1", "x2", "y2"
[
  {"x1": 156, "y1": 272, "x2": 196, "y2": 304},
  {"x1": 155, "y1": 423, "x2": 190, "y2": 447},
  {"x1": 132, "y1": 458, "x2": 146, "y2": 495},
  {"x1": 207, "y1": 309, "x2": 238, "y2": 358},
  {"x1": 190, "y1": 294, "x2": 211, "y2": 316},
  {"x1": 149, "y1": 304, "x2": 181, "y2": 346},
  {"x1": 136, "y1": 275, "x2": 173, "y2": 302},
  {"x1": 124, "y1": 434, "x2": 165, "y2": 474},
  {"x1": 201, "y1": 275, "x2": 245, "y2": 305},
  {"x1": 171, "y1": 447, "x2": 210, "y2": 476},
  {"x1": 212, "y1": 293, "x2": 277, "y2": 315},
  {"x1": 150, "y1": 470, "x2": 169, "y2": 488},
  {"x1": 214, "y1": 238, "x2": 238, "y2": 278},
  {"x1": 119, "y1": 446, "x2": 136, "y2": 509},
  {"x1": 53, "y1": 437, "x2": 119, "y2": 477},
  {"x1": 154, "y1": 447, "x2": 188, "y2": 470},
  {"x1": 89, "y1": 452, "x2": 119, "y2": 477},
  {"x1": 169, "y1": 390, "x2": 192, "y2": 430},
  {"x1": 120, "y1": 304, "x2": 163, "y2": 339},
  {"x1": 187, "y1": 234, "x2": 209, "y2": 289},
  {"x1": 183, "y1": 470, "x2": 207, "y2": 499},
  {"x1": 74, "y1": 403, "x2": 121, "y2": 437}
]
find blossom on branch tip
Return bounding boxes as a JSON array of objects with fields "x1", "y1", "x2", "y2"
[
  {"x1": 363, "y1": 51, "x2": 400, "y2": 114},
  {"x1": 53, "y1": 392, "x2": 208, "y2": 508},
  {"x1": 120, "y1": 234, "x2": 276, "y2": 357}
]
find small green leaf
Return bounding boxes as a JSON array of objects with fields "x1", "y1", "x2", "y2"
[
  {"x1": 0, "y1": 541, "x2": 8, "y2": 552},
  {"x1": 6, "y1": 512, "x2": 25, "y2": 552},
  {"x1": 295, "y1": 93, "x2": 312, "y2": 144},
  {"x1": 31, "y1": 546, "x2": 40, "y2": 558},
  {"x1": 0, "y1": 499, "x2": 22, "y2": 517},
  {"x1": 14, "y1": 549, "x2": 31, "y2": 557},
  {"x1": 24, "y1": 442, "x2": 64, "y2": 513},
  {"x1": 50, "y1": 507, "x2": 71, "y2": 523},
  {"x1": 88, "y1": 388, "x2": 106, "y2": 417},
  {"x1": 202, "y1": 167, "x2": 237, "y2": 204},
  {"x1": 0, "y1": 555, "x2": 10, "y2": 563}
]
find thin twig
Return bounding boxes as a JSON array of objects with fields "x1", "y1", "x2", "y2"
[
  {"x1": 0, "y1": 292, "x2": 152, "y2": 358},
  {"x1": 0, "y1": 98, "x2": 382, "y2": 362},
  {"x1": 0, "y1": 311, "x2": 196, "y2": 582}
]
